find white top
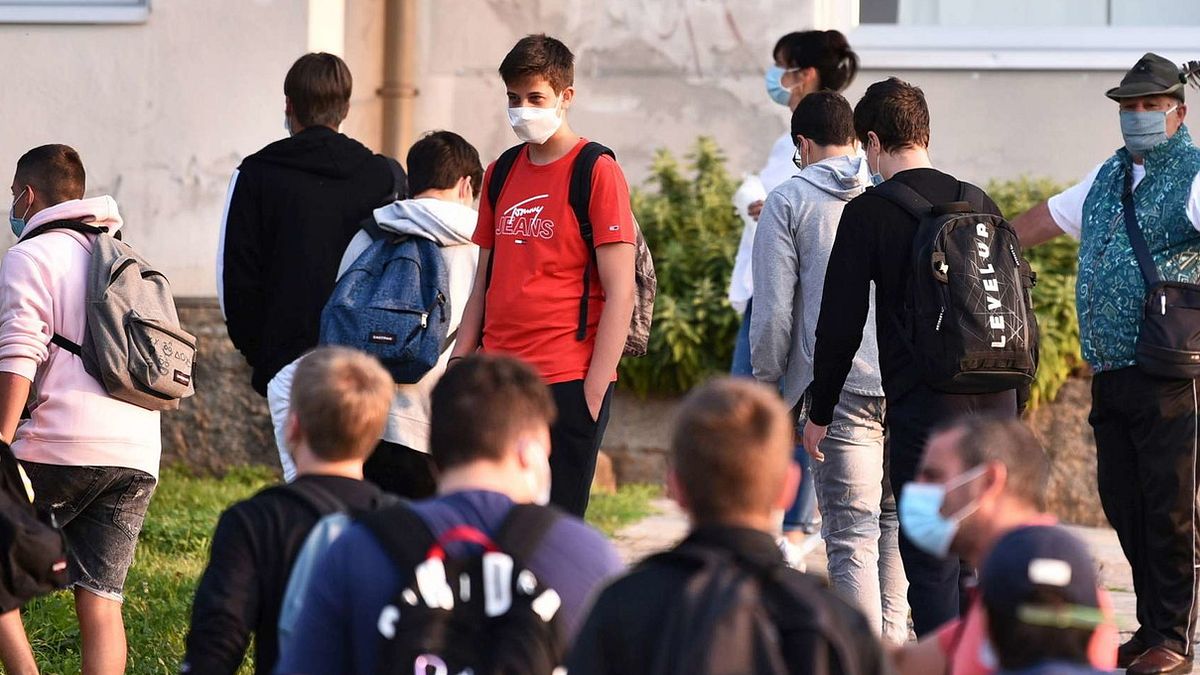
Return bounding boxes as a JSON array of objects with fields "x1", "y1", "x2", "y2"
[
  {"x1": 1047, "y1": 161, "x2": 1200, "y2": 239},
  {"x1": 728, "y1": 132, "x2": 800, "y2": 311}
]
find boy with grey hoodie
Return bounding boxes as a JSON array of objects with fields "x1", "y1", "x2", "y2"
[
  {"x1": 286, "y1": 130, "x2": 482, "y2": 498},
  {"x1": 749, "y1": 92, "x2": 908, "y2": 645}
]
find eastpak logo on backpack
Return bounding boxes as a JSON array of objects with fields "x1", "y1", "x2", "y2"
[
  {"x1": 873, "y1": 181, "x2": 1039, "y2": 394},
  {"x1": 30, "y1": 220, "x2": 197, "y2": 411},
  {"x1": 362, "y1": 503, "x2": 567, "y2": 675}
]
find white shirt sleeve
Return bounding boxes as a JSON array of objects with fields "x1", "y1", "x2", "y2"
[
  {"x1": 1046, "y1": 163, "x2": 1103, "y2": 241},
  {"x1": 1188, "y1": 171, "x2": 1200, "y2": 233},
  {"x1": 215, "y1": 169, "x2": 239, "y2": 319}
]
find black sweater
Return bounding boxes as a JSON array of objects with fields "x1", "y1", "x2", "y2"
[
  {"x1": 808, "y1": 168, "x2": 1003, "y2": 426},
  {"x1": 221, "y1": 127, "x2": 406, "y2": 395},
  {"x1": 182, "y1": 475, "x2": 391, "y2": 675}
]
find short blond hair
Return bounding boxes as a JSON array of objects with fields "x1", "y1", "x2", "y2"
[
  {"x1": 289, "y1": 347, "x2": 393, "y2": 461},
  {"x1": 671, "y1": 377, "x2": 793, "y2": 524}
]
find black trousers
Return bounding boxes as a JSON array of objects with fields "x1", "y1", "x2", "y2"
[
  {"x1": 887, "y1": 383, "x2": 1017, "y2": 637},
  {"x1": 1092, "y1": 367, "x2": 1200, "y2": 656},
  {"x1": 364, "y1": 440, "x2": 439, "y2": 500},
  {"x1": 549, "y1": 380, "x2": 615, "y2": 517}
]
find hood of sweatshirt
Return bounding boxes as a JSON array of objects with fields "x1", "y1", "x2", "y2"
[
  {"x1": 372, "y1": 197, "x2": 476, "y2": 246},
  {"x1": 797, "y1": 154, "x2": 870, "y2": 201},
  {"x1": 243, "y1": 126, "x2": 378, "y2": 179},
  {"x1": 19, "y1": 195, "x2": 124, "y2": 241}
]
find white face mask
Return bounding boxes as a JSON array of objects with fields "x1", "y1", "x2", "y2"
[{"x1": 507, "y1": 99, "x2": 563, "y2": 145}]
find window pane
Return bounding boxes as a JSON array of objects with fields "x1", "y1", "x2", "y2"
[
  {"x1": 894, "y1": 0, "x2": 1107, "y2": 26},
  {"x1": 1111, "y1": 0, "x2": 1200, "y2": 26},
  {"x1": 861, "y1": 0, "x2": 899, "y2": 24}
]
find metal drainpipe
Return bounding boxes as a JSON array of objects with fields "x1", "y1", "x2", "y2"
[{"x1": 380, "y1": 0, "x2": 418, "y2": 159}]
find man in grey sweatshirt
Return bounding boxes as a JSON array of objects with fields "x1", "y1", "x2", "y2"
[{"x1": 750, "y1": 91, "x2": 908, "y2": 645}]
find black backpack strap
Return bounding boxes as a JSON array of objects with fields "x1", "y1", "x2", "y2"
[
  {"x1": 1121, "y1": 167, "x2": 1162, "y2": 287},
  {"x1": 360, "y1": 501, "x2": 437, "y2": 569},
  {"x1": 384, "y1": 157, "x2": 408, "y2": 203},
  {"x1": 494, "y1": 503, "x2": 564, "y2": 563},
  {"x1": 23, "y1": 219, "x2": 107, "y2": 240},
  {"x1": 956, "y1": 181, "x2": 989, "y2": 213},
  {"x1": 568, "y1": 142, "x2": 617, "y2": 342},
  {"x1": 273, "y1": 480, "x2": 349, "y2": 519},
  {"x1": 487, "y1": 145, "x2": 526, "y2": 212},
  {"x1": 50, "y1": 334, "x2": 81, "y2": 357},
  {"x1": 870, "y1": 180, "x2": 934, "y2": 221}
]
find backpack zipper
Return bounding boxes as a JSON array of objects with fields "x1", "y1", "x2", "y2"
[{"x1": 420, "y1": 292, "x2": 447, "y2": 329}]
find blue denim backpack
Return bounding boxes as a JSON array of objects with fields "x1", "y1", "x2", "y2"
[{"x1": 319, "y1": 221, "x2": 453, "y2": 383}]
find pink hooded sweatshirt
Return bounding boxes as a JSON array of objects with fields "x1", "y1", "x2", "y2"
[{"x1": 0, "y1": 197, "x2": 160, "y2": 477}]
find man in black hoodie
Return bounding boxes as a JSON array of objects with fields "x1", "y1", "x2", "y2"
[{"x1": 218, "y1": 52, "x2": 406, "y2": 481}]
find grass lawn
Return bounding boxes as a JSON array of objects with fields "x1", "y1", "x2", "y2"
[{"x1": 19, "y1": 466, "x2": 658, "y2": 674}]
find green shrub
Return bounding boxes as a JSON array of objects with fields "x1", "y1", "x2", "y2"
[
  {"x1": 986, "y1": 177, "x2": 1083, "y2": 408},
  {"x1": 619, "y1": 137, "x2": 742, "y2": 395}
]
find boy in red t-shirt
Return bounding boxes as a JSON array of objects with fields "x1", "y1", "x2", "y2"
[{"x1": 451, "y1": 34, "x2": 637, "y2": 516}]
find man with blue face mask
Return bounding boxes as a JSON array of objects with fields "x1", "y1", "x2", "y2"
[{"x1": 1013, "y1": 53, "x2": 1200, "y2": 675}]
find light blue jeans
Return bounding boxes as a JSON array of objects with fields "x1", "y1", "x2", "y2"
[{"x1": 806, "y1": 390, "x2": 909, "y2": 645}]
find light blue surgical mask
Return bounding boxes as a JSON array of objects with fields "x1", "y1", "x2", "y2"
[
  {"x1": 9, "y1": 187, "x2": 30, "y2": 239},
  {"x1": 870, "y1": 172, "x2": 885, "y2": 187},
  {"x1": 1120, "y1": 106, "x2": 1176, "y2": 155},
  {"x1": 899, "y1": 465, "x2": 987, "y2": 558},
  {"x1": 764, "y1": 66, "x2": 797, "y2": 107}
]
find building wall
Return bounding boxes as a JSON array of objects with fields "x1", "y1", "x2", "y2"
[{"x1": 0, "y1": 0, "x2": 1173, "y2": 297}]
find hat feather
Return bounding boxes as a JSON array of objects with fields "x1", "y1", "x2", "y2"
[{"x1": 1183, "y1": 60, "x2": 1200, "y2": 89}]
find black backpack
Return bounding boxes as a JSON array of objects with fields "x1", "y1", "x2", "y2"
[
  {"x1": 0, "y1": 442, "x2": 69, "y2": 612},
  {"x1": 361, "y1": 502, "x2": 566, "y2": 675},
  {"x1": 640, "y1": 542, "x2": 877, "y2": 675},
  {"x1": 873, "y1": 180, "x2": 1038, "y2": 394},
  {"x1": 486, "y1": 142, "x2": 657, "y2": 357}
]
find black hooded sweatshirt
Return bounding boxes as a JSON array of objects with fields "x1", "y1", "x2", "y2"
[{"x1": 220, "y1": 126, "x2": 406, "y2": 394}]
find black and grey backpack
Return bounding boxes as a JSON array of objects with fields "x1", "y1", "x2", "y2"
[{"x1": 872, "y1": 181, "x2": 1038, "y2": 394}]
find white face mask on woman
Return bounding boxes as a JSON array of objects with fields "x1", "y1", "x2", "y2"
[{"x1": 507, "y1": 97, "x2": 563, "y2": 145}]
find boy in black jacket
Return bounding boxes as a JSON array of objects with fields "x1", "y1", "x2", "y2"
[
  {"x1": 568, "y1": 378, "x2": 886, "y2": 675},
  {"x1": 181, "y1": 347, "x2": 396, "y2": 675},
  {"x1": 219, "y1": 52, "x2": 406, "y2": 481}
]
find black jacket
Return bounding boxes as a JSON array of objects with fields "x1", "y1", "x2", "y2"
[
  {"x1": 567, "y1": 525, "x2": 889, "y2": 675},
  {"x1": 220, "y1": 126, "x2": 406, "y2": 394},
  {"x1": 808, "y1": 168, "x2": 1004, "y2": 425},
  {"x1": 182, "y1": 475, "x2": 392, "y2": 675}
]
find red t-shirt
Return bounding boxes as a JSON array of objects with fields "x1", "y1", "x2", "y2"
[{"x1": 473, "y1": 139, "x2": 636, "y2": 383}]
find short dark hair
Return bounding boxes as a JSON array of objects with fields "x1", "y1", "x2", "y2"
[
  {"x1": 406, "y1": 131, "x2": 484, "y2": 197},
  {"x1": 937, "y1": 416, "x2": 1050, "y2": 510},
  {"x1": 15, "y1": 144, "x2": 85, "y2": 206},
  {"x1": 429, "y1": 355, "x2": 556, "y2": 471},
  {"x1": 775, "y1": 30, "x2": 859, "y2": 93},
  {"x1": 853, "y1": 77, "x2": 931, "y2": 151},
  {"x1": 671, "y1": 378, "x2": 792, "y2": 524},
  {"x1": 284, "y1": 52, "x2": 353, "y2": 129},
  {"x1": 499, "y1": 34, "x2": 574, "y2": 93},
  {"x1": 791, "y1": 91, "x2": 856, "y2": 147},
  {"x1": 986, "y1": 588, "x2": 1095, "y2": 670}
]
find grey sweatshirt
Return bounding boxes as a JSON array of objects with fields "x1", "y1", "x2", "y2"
[{"x1": 750, "y1": 154, "x2": 883, "y2": 410}]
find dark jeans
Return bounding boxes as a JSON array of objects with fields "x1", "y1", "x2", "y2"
[
  {"x1": 364, "y1": 441, "x2": 438, "y2": 500},
  {"x1": 1091, "y1": 367, "x2": 1199, "y2": 656},
  {"x1": 730, "y1": 299, "x2": 753, "y2": 377},
  {"x1": 886, "y1": 383, "x2": 1016, "y2": 636},
  {"x1": 20, "y1": 462, "x2": 157, "y2": 602},
  {"x1": 549, "y1": 379, "x2": 614, "y2": 517}
]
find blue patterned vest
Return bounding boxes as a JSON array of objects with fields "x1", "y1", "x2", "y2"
[{"x1": 1076, "y1": 125, "x2": 1200, "y2": 371}]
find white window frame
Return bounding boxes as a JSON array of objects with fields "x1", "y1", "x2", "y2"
[
  {"x1": 0, "y1": 1, "x2": 149, "y2": 24},
  {"x1": 851, "y1": 24, "x2": 1200, "y2": 71}
]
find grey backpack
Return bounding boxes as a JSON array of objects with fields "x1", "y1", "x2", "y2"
[{"x1": 29, "y1": 221, "x2": 196, "y2": 411}]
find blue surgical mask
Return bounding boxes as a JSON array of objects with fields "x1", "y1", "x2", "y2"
[
  {"x1": 870, "y1": 172, "x2": 885, "y2": 187},
  {"x1": 764, "y1": 66, "x2": 797, "y2": 107},
  {"x1": 1120, "y1": 106, "x2": 1176, "y2": 155},
  {"x1": 899, "y1": 465, "x2": 987, "y2": 558},
  {"x1": 9, "y1": 188, "x2": 29, "y2": 239}
]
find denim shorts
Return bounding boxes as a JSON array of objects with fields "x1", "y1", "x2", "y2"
[{"x1": 19, "y1": 462, "x2": 157, "y2": 603}]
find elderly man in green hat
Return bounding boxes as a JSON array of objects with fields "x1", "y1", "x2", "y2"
[{"x1": 1015, "y1": 53, "x2": 1200, "y2": 675}]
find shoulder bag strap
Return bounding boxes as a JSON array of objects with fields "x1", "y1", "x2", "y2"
[
  {"x1": 493, "y1": 503, "x2": 563, "y2": 563},
  {"x1": 869, "y1": 180, "x2": 935, "y2": 221},
  {"x1": 360, "y1": 502, "x2": 436, "y2": 568},
  {"x1": 1121, "y1": 167, "x2": 1162, "y2": 287}
]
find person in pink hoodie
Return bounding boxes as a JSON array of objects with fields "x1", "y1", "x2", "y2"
[{"x1": 0, "y1": 145, "x2": 160, "y2": 675}]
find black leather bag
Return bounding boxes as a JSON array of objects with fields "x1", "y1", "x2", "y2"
[{"x1": 1122, "y1": 169, "x2": 1200, "y2": 379}]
